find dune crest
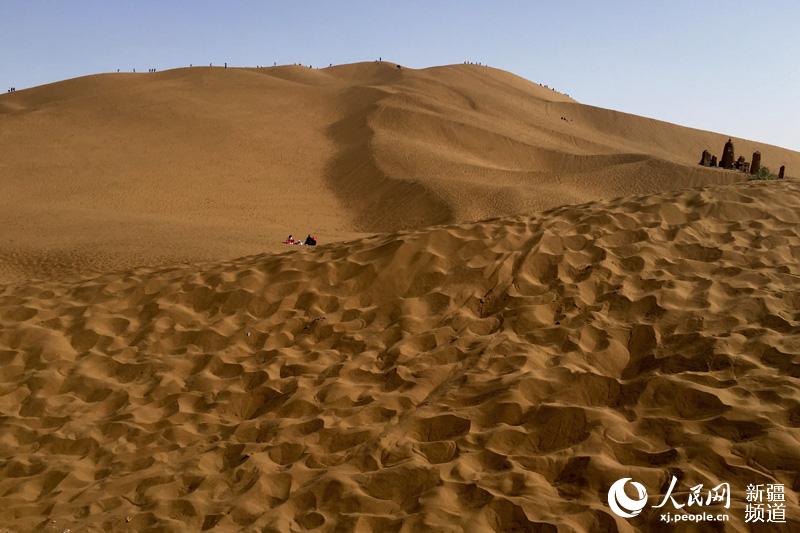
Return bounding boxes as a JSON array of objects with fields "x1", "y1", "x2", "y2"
[
  {"x1": 1, "y1": 180, "x2": 799, "y2": 530},
  {"x1": 2, "y1": 62, "x2": 799, "y2": 282}
]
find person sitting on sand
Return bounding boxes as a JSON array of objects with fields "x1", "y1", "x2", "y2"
[
  {"x1": 284, "y1": 234, "x2": 296, "y2": 244},
  {"x1": 304, "y1": 234, "x2": 317, "y2": 246}
]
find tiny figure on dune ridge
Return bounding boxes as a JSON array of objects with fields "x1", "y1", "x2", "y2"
[{"x1": 283, "y1": 234, "x2": 318, "y2": 246}]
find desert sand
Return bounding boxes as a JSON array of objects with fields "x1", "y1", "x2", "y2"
[
  {"x1": 1, "y1": 63, "x2": 800, "y2": 532},
  {"x1": 1, "y1": 180, "x2": 800, "y2": 531},
  {"x1": 1, "y1": 62, "x2": 798, "y2": 283}
]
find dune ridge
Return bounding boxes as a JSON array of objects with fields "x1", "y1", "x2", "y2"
[
  {"x1": 1, "y1": 180, "x2": 799, "y2": 531},
  {"x1": 2, "y1": 62, "x2": 799, "y2": 282}
]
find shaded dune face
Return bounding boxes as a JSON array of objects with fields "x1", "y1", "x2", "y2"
[
  {"x1": 1, "y1": 181, "x2": 799, "y2": 531},
  {"x1": 2, "y1": 62, "x2": 800, "y2": 282}
]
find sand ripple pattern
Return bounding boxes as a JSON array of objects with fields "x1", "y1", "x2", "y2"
[{"x1": 1, "y1": 181, "x2": 800, "y2": 531}]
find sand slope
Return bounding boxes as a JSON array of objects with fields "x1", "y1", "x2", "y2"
[
  {"x1": 1, "y1": 180, "x2": 799, "y2": 531},
  {"x1": 2, "y1": 62, "x2": 799, "y2": 282}
]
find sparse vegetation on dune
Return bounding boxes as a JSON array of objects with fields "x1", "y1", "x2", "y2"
[{"x1": 749, "y1": 165, "x2": 779, "y2": 180}]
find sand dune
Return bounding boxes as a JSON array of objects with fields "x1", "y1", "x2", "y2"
[
  {"x1": 2, "y1": 62, "x2": 799, "y2": 282},
  {"x1": 1, "y1": 180, "x2": 799, "y2": 531},
  {"x1": 2, "y1": 61, "x2": 800, "y2": 530}
]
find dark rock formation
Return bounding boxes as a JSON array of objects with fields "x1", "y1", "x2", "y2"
[
  {"x1": 779, "y1": 165, "x2": 785, "y2": 179},
  {"x1": 750, "y1": 151, "x2": 761, "y2": 175},
  {"x1": 699, "y1": 150, "x2": 712, "y2": 166},
  {"x1": 710, "y1": 155, "x2": 718, "y2": 167},
  {"x1": 720, "y1": 138, "x2": 735, "y2": 169}
]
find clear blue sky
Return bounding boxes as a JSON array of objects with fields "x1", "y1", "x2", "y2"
[{"x1": 2, "y1": 0, "x2": 798, "y2": 150}]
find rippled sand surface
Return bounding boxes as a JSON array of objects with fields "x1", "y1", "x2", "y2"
[{"x1": 1, "y1": 181, "x2": 799, "y2": 531}]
